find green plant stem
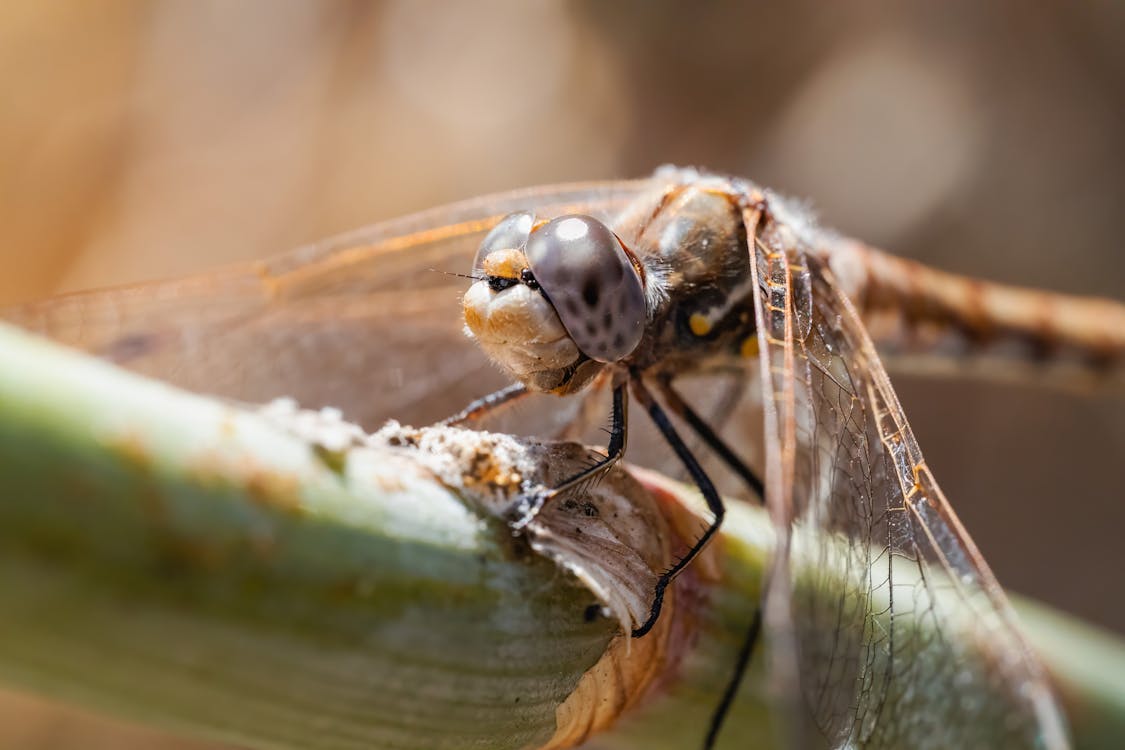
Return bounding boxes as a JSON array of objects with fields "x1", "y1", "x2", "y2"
[{"x1": 0, "y1": 323, "x2": 1121, "y2": 749}]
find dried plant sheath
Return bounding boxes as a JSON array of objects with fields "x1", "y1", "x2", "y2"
[{"x1": 0, "y1": 322, "x2": 1122, "y2": 750}]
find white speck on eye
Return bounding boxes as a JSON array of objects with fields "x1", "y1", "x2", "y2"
[{"x1": 556, "y1": 217, "x2": 589, "y2": 242}]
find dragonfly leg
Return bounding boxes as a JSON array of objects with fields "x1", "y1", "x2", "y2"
[
  {"x1": 649, "y1": 378, "x2": 767, "y2": 750},
  {"x1": 655, "y1": 377, "x2": 764, "y2": 503},
  {"x1": 630, "y1": 377, "x2": 725, "y2": 638},
  {"x1": 704, "y1": 606, "x2": 763, "y2": 750},
  {"x1": 440, "y1": 382, "x2": 528, "y2": 426},
  {"x1": 507, "y1": 383, "x2": 628, "y2": 532}
]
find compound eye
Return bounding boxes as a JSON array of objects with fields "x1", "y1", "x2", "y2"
[
  {"x1": 524, "y1": 215, "x2": 647, "y2": 363},
  {"x1": 473, "y1": 211, "x2": 535, "y2": 274}
]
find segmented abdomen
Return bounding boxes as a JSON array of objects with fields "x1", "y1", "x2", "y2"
[{"x1": 824, "y1": 239, "x2": 1125, "y2": 389}]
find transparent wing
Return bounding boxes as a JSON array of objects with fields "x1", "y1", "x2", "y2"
[
  {"x1": 3, "y1": 180, "x2": 654, "y2": 428},
  {"x1": 749, "y1": 219, "x2": 1070, "y2": 749}
]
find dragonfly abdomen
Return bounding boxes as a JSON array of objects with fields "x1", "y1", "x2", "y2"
[{"x1": 827, "y1": 239, "x2": 1125, "y2": 390}]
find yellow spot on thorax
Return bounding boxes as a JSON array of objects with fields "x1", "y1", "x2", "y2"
[
  {"x1": 741, "y1": 336, "x2": 759, "y2": 358},
  {"x1": 689, "y1": 313, "x2": 713, "y2": 337}
]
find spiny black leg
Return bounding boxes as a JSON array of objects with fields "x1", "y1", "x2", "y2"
[
  {"x1": 704, "y1": 606, "x2": 763, "y2": 750},
  {"x1": 508, "y1": 383, "x2": 628, "y2": 531},
  {"x1": 630, "y1": 377, "x2": 725, "y2": 638},
  {"x1": 640, "y1": 379, "x2": 766, "y2": 750},
  {"x1": 655, "y1": 377, "x2": 764, "y2": 503},
  {"x1": 441, "y1": 382, "x2": 528, "y2": 426}
]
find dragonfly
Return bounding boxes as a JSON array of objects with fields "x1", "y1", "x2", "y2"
[{"x1": 5, "y1": 166, "x2": 1123, "y2": 749}]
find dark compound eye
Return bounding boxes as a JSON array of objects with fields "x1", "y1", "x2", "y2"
[
  {"x1": 473, "y1": 211, "x2": 535, "y2": 274},
  {"x1": 524, "y1": 215, "x2": 647, "y2": 363}
]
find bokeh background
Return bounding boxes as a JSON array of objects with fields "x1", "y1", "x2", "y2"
[{"x1": 1, "y1": 1, "x2": 1122, "y2": 747}]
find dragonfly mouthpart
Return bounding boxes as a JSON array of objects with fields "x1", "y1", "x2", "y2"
[{"x1": 462, "y1": 242, "x2": 599, "y2": 394}]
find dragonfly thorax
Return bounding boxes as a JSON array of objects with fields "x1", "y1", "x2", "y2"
[{"x1": 463, "y1": 212, "x2": 648, "y2": 394}]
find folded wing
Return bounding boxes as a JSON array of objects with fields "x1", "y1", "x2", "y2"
[{"x1": 750, "y1": 214, "x2": 1070, "y2": 749}]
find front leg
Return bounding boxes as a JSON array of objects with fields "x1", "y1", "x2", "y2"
[
  {"x1": 629, "y1": 377, "x2": 727, "y2": 638},
  {"x1": 507, "y1": 383, "x2": 628, "y2": 532},
  {"x1": 440, "y1": 382, "x2": 528, "y2": 426}
]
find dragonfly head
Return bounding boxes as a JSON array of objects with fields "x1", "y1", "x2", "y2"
[{"x1": 463, "y1": 211, "x2": 647, "y2": 395}]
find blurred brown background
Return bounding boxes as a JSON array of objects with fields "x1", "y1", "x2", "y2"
[{"x1": 1, "y1": 1, "x2": 1122, "y2": 748}]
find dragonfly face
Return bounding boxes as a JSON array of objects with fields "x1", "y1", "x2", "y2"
[
  {"x1": 463, "y1": 211, "x2": 648, "y2": 394},
  {"x1": 464, "y1": 180, "x2": 763, "y2": 398}
]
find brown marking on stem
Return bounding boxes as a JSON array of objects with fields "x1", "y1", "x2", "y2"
[
  {"x1": 242, "y1": 467, "x2": 302, "y2": 513},
  {"x1": 106, "y1": 431, "x2": 168, "y2": 531}
]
